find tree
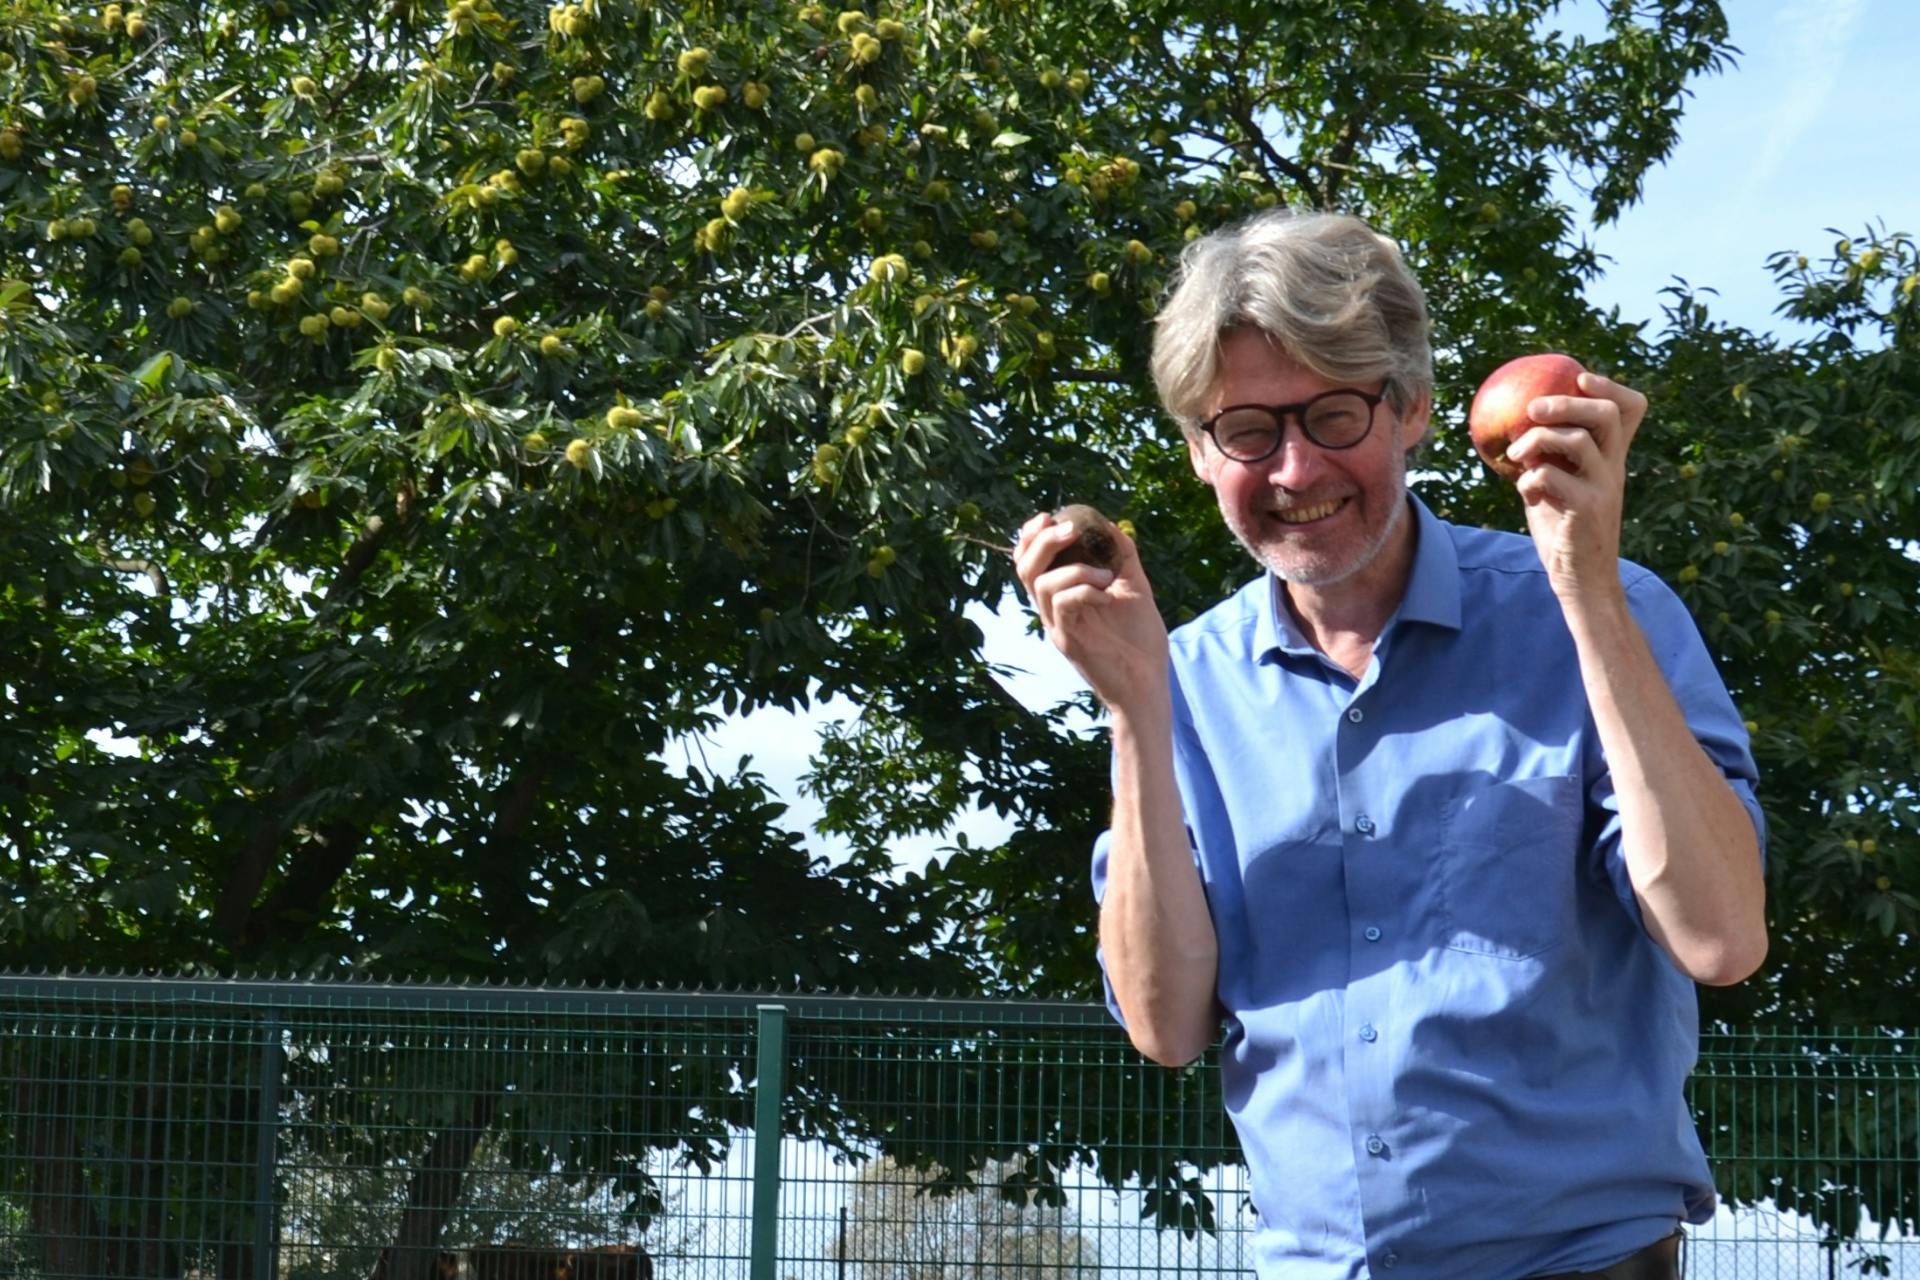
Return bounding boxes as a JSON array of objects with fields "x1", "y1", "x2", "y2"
[
  {"x1": 0, "y1": 0, "x2": 1740, "y2": 985},
  {"x1": 1555, "y1": 229, "x2": 1920, "y2": 1245},
  {"x1": 8, "y1": 0, "x2": 1908, "y2": 1265},
  {"x1": 834, "y1": 1155, "x2": 1097, "y2": 1280},
  {"x1": 1605, "y1": 233, "x2": 1920, "y2": 1031},
  {"x1": 281, "y1": 1129, "x2": 673, "y2": 1280}
]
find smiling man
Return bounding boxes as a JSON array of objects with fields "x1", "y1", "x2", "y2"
[{"x1": 1015, "y1": 209, "x2": 1767, "y2": 1280}]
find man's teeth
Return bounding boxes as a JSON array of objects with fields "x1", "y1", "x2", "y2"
[{"x1": 1273, "y1": 499, "x2": 1343, "y2": 524}]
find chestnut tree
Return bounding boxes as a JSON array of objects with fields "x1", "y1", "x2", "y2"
[
  {"x1": 4, "y1": 0, "x2": 1915, "y2": 1262},
  {"x1": 0, "y1": 0, "x2": 1749, "y2": 993}
]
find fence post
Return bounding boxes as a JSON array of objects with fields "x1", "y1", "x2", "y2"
[
  {"x1": 750, "y1": 1004, "x2": 789, "y2": 1280},
  {"x1": 253, "y1": 1012, "x2": 284, "y2": 1280}
]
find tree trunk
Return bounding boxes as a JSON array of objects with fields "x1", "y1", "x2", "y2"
[
  {"x1": 15, "y1": 1075, "x2": 109, "y2": 1280},
  {"x1": 117, "y1": 1084, "x2": 183, "y2": 1278},
  {"x1": 13, "y1": 1073, "x2": 189, "y2": 1279},
  {"x1": 371, "y1": 1091, "x2": 499, "y2": 1280}
]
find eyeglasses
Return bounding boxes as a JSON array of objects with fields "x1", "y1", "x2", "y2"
[{"x1": 1198, "y1": 389, "x2": 1387, "y2": 462}]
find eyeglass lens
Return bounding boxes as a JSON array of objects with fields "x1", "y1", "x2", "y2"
[{"x1": 1211, "y1": 392, "x2": 1376, "y2": 459}]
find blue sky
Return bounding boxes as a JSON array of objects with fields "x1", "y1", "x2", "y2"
[
  {"x1": 1568, "y1": 0, "x2": 1912, "y2": 338},
  {"x1": 679, "y1": 0, "x2": 1919, "y2": 867}
]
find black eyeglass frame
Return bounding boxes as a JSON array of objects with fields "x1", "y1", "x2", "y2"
[{"x1": 1198, "y1": 388, "x2": 1390, "y2": 462}]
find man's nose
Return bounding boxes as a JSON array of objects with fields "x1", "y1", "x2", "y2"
[{"x1": 1265, "y1": 420, "x2": 1327, "y2": 488}]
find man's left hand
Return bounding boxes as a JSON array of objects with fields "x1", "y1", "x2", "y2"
[{"x1": 1505, "y1": 370, "x2": 1647, "y2": 608}]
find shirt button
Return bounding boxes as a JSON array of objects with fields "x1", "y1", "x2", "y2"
[
  {"x1": 1383, "y1": 1253, "x2": 1399, "y2": 1269},
  {"x1": 1355, "y1": 814, "x2": 1375, "y2": 835},
  {"x1": 1359, "y1": 1023, "x2": 1378, "y2": 1043},
  {"x1": 1346, "y1": 707, "x2": 1364, "y2": 723},
  {"x1": 1365, "y1": 1134, "x2": 1386, "y2": 1156},
  {"x1": 1364, "y1": 926, "x2": 1382, "y2": 942}
]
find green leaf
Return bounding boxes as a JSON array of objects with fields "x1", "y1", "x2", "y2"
[{"x1": 132, "y1": 351, "x2": 174, "y2": 390}]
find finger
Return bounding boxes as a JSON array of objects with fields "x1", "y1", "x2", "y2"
[
  {"x1": 1527, "y1": 394, "x2": 1624, "y2": 462},
  {"x1": 1526, "y1": 392, "x2": 1617, "y2": 431},
  {"x1": 1513, "y1": 454, "x2": 1587, "y2": 509},
  {"x1": 1011, "y1": 515, "x2": 1063, "y2": 584},
  {"x1": 1014, "y1": 520, "x2": 1082, "y2": 593},
  {"x1": 1575, "y1": 369, "x2": 1646, "y2": 413},
  {"x1": 1036, "y1": 564, "x2": 1118, "y2": 637},
  {"x1": 1011, "y1": 511, "x2": 1053, "y2": 561},
  {"x1": 1575, "y1": 371, "x2": 1648, "y2": 443},
  {"x1": 1046, "y1": 576, "x2": 1123, "y2": 653},
  {"x1": 1508, "y1": 422, "x2": 1602, "y2": 471}
]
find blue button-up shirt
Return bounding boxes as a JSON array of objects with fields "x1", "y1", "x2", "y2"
[{"x1": 1094, "y1": 495, "x2": 1764, "y2": 1280}]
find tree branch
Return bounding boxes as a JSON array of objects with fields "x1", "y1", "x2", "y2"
[
  {"x1": 1221, "y1": 96, "x2": 1316, "y2": 200},
  {"x1": 472, "y1": 613, "x2": 614, "y2": 942},
  {"x1": 16, "y1": 1074, "x2": 110, "y2": 1280},
  {"x1": 1321, "y1": 104, "x2": 1368, "y2": 208},
  {"x1": 241, "y1": 818, "x2": 365, "y2": 951},
  {"x1": 4, "y1": 816, "x2": 34, "y2": 878},
  {"x1": 210, "y1": 495, "x2": 412, "y2": 946},
  {"x1": 372, "y1": 1091, "x2": 500, "y2": 1280},
  {"x1": 94, "y1": 538, "x2": 171, "y2": 597},
  {"x1": 325, "y1": 514, "x2": 388, "y2": 606},
  {"x1": 1052, "y1": 368, "x2": 1132, "y2": 385},
  {"x1": 215, "y1": 480, "x2": 429, "y2": 951},
  {"x1": 4, "y1": 772, "x2": 37, "y2": 880},
  {"x1": 326, "y1": 473, "x2": 418, "y2": 607},
  {"x1": 976, "y1": 671, "x2": 1043, "y2": 724},
  {"x1": 211, "y1": 778, "x2": 314, "y2": 946}
]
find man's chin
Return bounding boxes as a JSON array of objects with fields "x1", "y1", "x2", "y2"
[
  {"x1": 1230, "y1": 496, "x2": 1407, "y2": 589},
  {"x1": 1227, "y1": 527, "x2": 1355, "y2": 586},
  {"x1": 1262, "y1": 550, "x2": 1365, "y2": 588}
]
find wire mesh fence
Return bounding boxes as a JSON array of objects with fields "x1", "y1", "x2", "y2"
[{"x1": 0, "y1": 974, "x2": 1912, "y2": 1280}]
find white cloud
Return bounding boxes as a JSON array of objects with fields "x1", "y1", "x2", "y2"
[{"x1": 1734, "y1": 0, "x2": 1868, "y2": 203}]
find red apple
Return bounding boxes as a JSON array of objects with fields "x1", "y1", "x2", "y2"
[{"x1": 1468, "y1": 352, "x2": 1586, "y2": 481}]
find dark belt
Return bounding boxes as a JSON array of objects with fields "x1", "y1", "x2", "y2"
[{"x1": 1528, "y1": 1230, "x2": 1682, "y2": 1280}]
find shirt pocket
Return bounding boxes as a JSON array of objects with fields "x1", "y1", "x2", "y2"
[{"x1": 1436, "y1": 774, "x2": 1583, "y2": 960}]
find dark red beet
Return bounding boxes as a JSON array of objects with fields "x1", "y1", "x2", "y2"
[{"x1": 1048, "y1": 504, "x2": 1119, "y2": 570}]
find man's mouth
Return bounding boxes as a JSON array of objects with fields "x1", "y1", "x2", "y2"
[{"x1": 1271, "y1": 497, "x2": 1347, "y2": 525}]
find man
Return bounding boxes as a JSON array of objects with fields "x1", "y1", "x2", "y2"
[{"x1": 1014, "y1": 209, "x2": 1766, "y2": 1280}]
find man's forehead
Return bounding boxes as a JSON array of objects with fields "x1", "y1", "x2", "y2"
[{"x1": 1210, "y1": 330, "x2": 1333, "y2": 397}]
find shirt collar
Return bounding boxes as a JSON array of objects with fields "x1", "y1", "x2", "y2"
[
  {"x1": 1253, "y1": 490, "x2": 1462, "y2": 661},
  {"x1": 1398, "y1": 491, "x2": 1462, "y2": 632}
]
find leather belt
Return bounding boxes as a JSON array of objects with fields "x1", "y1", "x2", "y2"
[{"x1": 1528, "y1": 1230, "x2": 1682, "y2": 1280}]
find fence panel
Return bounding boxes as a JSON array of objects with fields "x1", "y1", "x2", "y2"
[{"x1": 1, "y1": 975, "x2": 1914, "y2": 1280}]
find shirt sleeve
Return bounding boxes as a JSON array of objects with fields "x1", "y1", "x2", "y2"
[{"x1": 1587, "y1": 565, "x2": 1767, "y2": 923}]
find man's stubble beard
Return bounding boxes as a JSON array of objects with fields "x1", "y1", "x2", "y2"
[{"x1": 1222, "y1": 437, "x2": 1412, "y2": 588}]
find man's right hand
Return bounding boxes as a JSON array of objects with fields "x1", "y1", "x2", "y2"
[{"x1": 1013, "y1": 511, "x2": 1170, "y2": 716}]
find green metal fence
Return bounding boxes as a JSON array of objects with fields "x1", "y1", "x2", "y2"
[{"x1": 0, "y1": 973, "x2": 1913, "y2": 1280}]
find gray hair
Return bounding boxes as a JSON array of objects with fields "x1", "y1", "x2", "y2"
[{"x1": 1150, "y1": 208, "x2": 1433, "y2": 434}]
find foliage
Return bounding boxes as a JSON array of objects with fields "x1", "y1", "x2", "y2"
[
  {"x1": 281, "y1": 1131, "x2": 683, "y2": 1280},
  {"x1": 4, "y1": 0, "x2": 1913, "y2": 1260},
  {"x1": 0, "y1": 0, "x2": 1739, "y2": 986},
  {"x1": 834, "y1": 1154, "x2": 1098, "y2": 1280},
  {"x1": 1611, "y1": 231, "x2": 1920, "y2": 1027}
]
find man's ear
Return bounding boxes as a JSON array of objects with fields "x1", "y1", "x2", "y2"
[
  {"x1": 1187, "y1": 431, "x2": 1212, "y2": 483},
  {"x1": 1398, "y1": 393, "x2": 1431, "y2": 452}
]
